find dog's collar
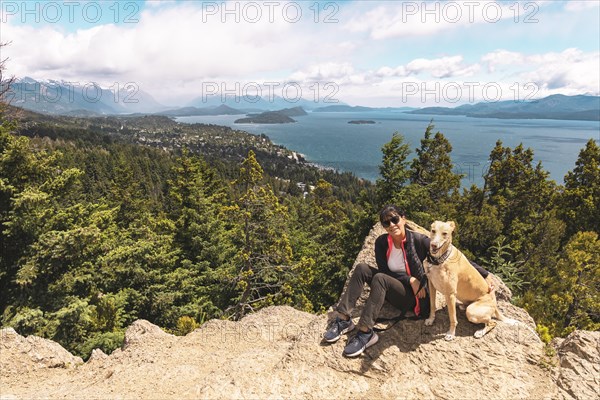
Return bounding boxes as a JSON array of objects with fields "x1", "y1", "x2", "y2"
[{"x1": 427, "y1": 245, "x2": 453, "y2": 265}]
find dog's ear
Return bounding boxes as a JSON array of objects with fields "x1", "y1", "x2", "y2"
[{"x1": 447, "y1": 221, "x2": 456, "y2": 232}]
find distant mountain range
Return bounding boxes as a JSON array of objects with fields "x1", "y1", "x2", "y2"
[
  {"x1": 8, "y1": 77, "x2": 167, "y2": 115},
  {"x1": 187, "y1": 94, "x2": 341, "y2": 112},
  {"x1": 6, "y1": 78, "x2": 599, "y2": 121},
  {"x1": 313, "y1": 105, "x2": 416, "y2": 112},
  {"x1": 409, "y1": 94, "x2": 600, "y2": 121},
  {"x1": 157, "y1": 104, "x2": 244, "y2": 117},
  {"x1": 8, "y1": 78, "x2": 346, "y2": 116}
]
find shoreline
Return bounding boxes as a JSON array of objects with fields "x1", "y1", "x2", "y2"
[{"x1": 175, "y1": 117, "x2": 351, "y2": 179}]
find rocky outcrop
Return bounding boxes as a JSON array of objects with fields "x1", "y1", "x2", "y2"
[
  {"x1": 0, "y1": 224, "x2": 598, "y2": 399},
  {"x1": 553, "y1": 330, "x2": 600, "y2": 400},
  {"x1": 1, "y1": 307, "x2": 597, "y2": 399},
  {"x1": 87, "y1": 348, "x2": 108, "y2": 363},
  {"x1": 0, "y1": 327, "x2": 83, "y2": 375},
  {"x1": 122, "y1": 319, "x2": 176, "y2": 349}
]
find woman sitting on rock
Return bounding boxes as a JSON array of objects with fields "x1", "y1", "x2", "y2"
[{"x1": 323, "y1": 205, "x2": 491, "y2": 357}]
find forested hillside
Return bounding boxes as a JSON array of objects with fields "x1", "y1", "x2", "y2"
[
  {"x1": 0, "y1": 105, "x2": 376, "y2": 357},
  {"x1": 1, "y1": 103, "x2": 598, "y2": 360}
]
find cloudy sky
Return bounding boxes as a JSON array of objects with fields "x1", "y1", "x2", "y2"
[{"x1": 1, "y1": 0, "x2": 599, "y2": 107}]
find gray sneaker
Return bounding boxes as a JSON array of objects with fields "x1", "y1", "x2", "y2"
[
  {"x1": 343, "y1": 329, "x2": 379, "y2": 357},
  {"x1": 323, "y1": 316, "x2": 355, "y2": 343}
]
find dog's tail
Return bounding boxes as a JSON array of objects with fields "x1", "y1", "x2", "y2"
[
  {"x1": 494, "y1": 308, "x2": 509, "y2": 322},
  {"x1": 495, "y1": 308, "x2": 538, "y2": 337},
  {"x1": 495, "y1": 308, "x2": 520, "y2": 325}
]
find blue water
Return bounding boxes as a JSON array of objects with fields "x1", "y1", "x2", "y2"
[{"x1": 177, "y1": 112, "x2": 600, "y2": 187}]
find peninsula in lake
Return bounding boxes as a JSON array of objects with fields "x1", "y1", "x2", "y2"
[{"x1": 409, "y1": 94, "x2": 600, "y2": 121}]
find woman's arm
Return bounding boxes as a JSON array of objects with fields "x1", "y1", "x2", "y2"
[{"x1": 470, "y1": 261, "x2": 489, "y2": 279}]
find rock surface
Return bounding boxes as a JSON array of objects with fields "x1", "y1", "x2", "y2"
[
  {"x1": 553, "y1": 330, "x2": 600, "y2": 400},
  {"x1": 122, "y1": 319, "x2": 176, "y2": 350},
  {"x1": 0, "y1": 327, "x2": 83, "y2": 375},
  {"x1": 0, "y1": 223, "x2": 597, "y2": 399}
]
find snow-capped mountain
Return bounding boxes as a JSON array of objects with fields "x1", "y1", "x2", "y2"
[{"x1": 7, "y1": 78, "x2": 167, "y2": 115}]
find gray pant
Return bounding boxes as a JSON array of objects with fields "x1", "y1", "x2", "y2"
[{"x1": 336, "y1": 263, "x2": 416, "y2": 329}]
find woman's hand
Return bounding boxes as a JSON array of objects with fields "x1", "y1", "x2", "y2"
[
  {"x1": 486, "y1": 275, "x2": 495, "y2": 293},
  {"x1": 410, "y1": 277, "x2": 426, "y2": 299}
]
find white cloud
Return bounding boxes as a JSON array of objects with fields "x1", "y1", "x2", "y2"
[
  {"x1": 481, "y1": 50, "x2": 525, "y2": 73},
  {"x1": 2, "y1": 1, "x2": 597, "y2": 107},
  {"x1": 144, "y1": 1, "x2": 176, "y2": 8},
  {"x1": 520, "y1": 51, "x2": 600, "y2": 96},
  {"x1": 343, "y1": 1, "x2": 550, "y2": 40},
  {"x1": 564, "y1": 0, "x2": 600, "y2": 12},
  {"x1": 287, "y1": 48, "x2": 599, "y2": 107},
  {"x1": 375, "y1": 66, "x2": 408, "y2": 78},
  {"x1": 289, "y1": 62, "x2": 357, "y2": 82},
  {"x1": 344, "y1": 3, "x2": 451, "y2": 39},
  {"x1": 291, "y1": 55, "x2": 479, "y2": 86},
  {"x1": 481, "y1": 48, "x2": 600, "y2": 95},
  {"x1": 405, "y1": 56, "x2": 480, "y2": 78},
  {"x1": 1, "y1": 2, "x2": 351, "y2": 104}
]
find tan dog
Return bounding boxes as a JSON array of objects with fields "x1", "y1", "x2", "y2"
[{"x1": 424, "y1": 221, "x2": 507, "y2": 340}]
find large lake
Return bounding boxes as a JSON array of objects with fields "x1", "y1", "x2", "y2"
[{"x1": 177, "y1": 112, "x2": 600, "y2": 187}]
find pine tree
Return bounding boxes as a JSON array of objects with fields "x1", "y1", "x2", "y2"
[
  {"x1": 410, "y1": 123, "x2": 462, "y2": 202},
  {"x1": 290, "y1": 179, "x2": 350, "y2": 311},
  {"x1": 560, "y1": 139, "x2": 600, "y2": 237},
  {"x1": 556, "y1": 231, "x2": 600, "y2": 334},
  {"x1": 479, "y1": 141, "x2": 556, "y2": 253},
  {"x1": 0, "y1": 128, "x2": 83, "y2": 311},
  {"x1": 406, "y1": 123, "x2": 463, "y2": 223},
  {"x1": 375, "y1": 132, "x2": 411, "y2": 208},
  {"x1": 227, "y1": 150, "x2": 294, "y2": 319},
  {"x1": 168, "y1": 149, "x2": 227, "y2": 263},
  {"x1": 521, "y1": 231, "x2": 600, "y2": 336},
  {"x1": 164, "y1": 149, "x2": 234, "y2": 323},
  {"x1": 107, "y1": 152, "x2": 149, "y2": 225}
]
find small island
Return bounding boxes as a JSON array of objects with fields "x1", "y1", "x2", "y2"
[
  {"x1": 348, "y1": 120, "x2": 376, "y2": 124},
  {"x1": 277, "y1": 106, "x2": 308, "y2": 117},
  {"x1": 234, "y1": 107, "x2": 307, "y2": 124},
  {"x1": 235, "y1": 111, "x2": 296, "y2": 124}
]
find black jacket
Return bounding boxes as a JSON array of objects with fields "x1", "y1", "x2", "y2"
[{"x1": 374, "y1": 229, "x2": 430, "y2": 317}]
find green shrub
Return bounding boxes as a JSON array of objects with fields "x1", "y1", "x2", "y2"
[
  {"x1": 536, "y1": 324, "x2": 553, "y2": 344},
  {"x1": 78, "y1": 330, "x2": 125, "y2": 360},
  {"x1": 175, "y1": 316, "x2": 199, "y2": 336}
]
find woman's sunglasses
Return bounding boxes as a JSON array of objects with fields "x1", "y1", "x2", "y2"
[{"x1": 382, "y1": 215, "x2": 401, "y2": 228}]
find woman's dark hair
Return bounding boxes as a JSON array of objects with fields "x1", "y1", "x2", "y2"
[{"x1": 379, "y1": 205, "x2": 405, "y2": 223}]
